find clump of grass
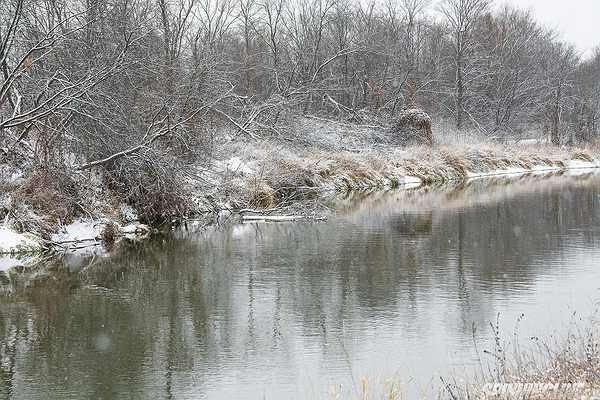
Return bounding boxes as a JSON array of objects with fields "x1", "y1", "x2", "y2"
[
  {"x1": 328, "y1": 154, "x2": 385, "y2": 190},
  {"x1": 571, "y1": 150, "x2": 594, "y2": 162},
  {"x1": 400, "y1": 154, "x2": 462, "y2": 183},
  {"x1": 16, "y1": 168, "x2": 79, "y2": 222},
  {"x1": 248, "y1": 180, "x2": 276, "y2": 208},
  {"x1": 264, "y1": 158, "x2": 322, "y2": 203},
  {"x1": 440, "y1": 150, "x2": 469, "y2": 176}
]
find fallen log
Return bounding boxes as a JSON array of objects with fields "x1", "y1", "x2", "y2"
[{"x1": 242, "y1": 215, "x2": 327, "y2": 222}]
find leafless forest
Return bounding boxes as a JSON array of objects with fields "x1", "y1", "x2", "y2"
[{"x1": 1, "y1": 0, "x2": 599, "y2": 228}]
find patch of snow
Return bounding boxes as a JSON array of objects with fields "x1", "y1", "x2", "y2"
[
  {"x1": 568, "y1": 159, "x2": 600, "y2": 170},
  {"x1": 119, "y1": 204, "x2": 139, "y2": 223},
  {"x1": 466, "y1": 167, "x2": 529, "y2": 180},
  {"x1": 564, "y1": 160, "x2": 600, "y2": 176},
  {"x1": 465, "y1": 159, "x2": 600, "y2": 181},
  {"x1": 531, "y1": 165, "x2": 561, "y2": 172},
  {"x1": 226, "y1": 157, "x2": 255, "y2": 175},
  {"x1": 568, "y1": 169, "x2": 596, "y2": 177},
  {"x1": 0, "y1": 255, "x2": 29, "y2": 271},
  {"x1": 9, "y1": 170, "x2": 23, "y2": 183},
  {"x1": 51, "y1": 219, "x2": 101, "y2": 243},
  {"x1": 0, "y1": 165, "x2": 24, "y2": 185},
  {"x1": 531, "y1": 165, "x2": 561, "y2": 171},
  {"x1": 502, "y1": 137, "x2": 550, "y2": 145},
  {"x1": 402, "y1": 175, "x2": 422, "y2": 185},
  {"x1": 227, "y1": 157, "x2": 242, "y2": 170},
  {"x1": 120, "y1": 223, "x2": 150, "y2": 238},
  {"x1": 0, "y1": 227, "x2": 42, "y2": 254},
  {"x1": 403, "y1": 181, "x2": 422, "y2": 190},
  {"x1": 515, "y1": 138, "x2": 548, "y2": 145},
  {"x1": 530, "y1": 164, "x2": 563, "y2": 175}
]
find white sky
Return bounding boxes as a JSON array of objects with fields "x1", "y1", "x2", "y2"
[{"x1": 498, "y1": 0, "x2": 600, "y2": 58}]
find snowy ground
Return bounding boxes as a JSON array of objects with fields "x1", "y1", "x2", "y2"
[
  {"x1": 0, "y1": 227, "x2": 42, "y2": 255},
  {"x1": 0, "y1": 227, "x2": 44, "y2": 271}
]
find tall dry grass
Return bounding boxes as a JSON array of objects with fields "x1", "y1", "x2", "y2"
[
  {"x1": 325, "y1": 313, "x2": 600, "y2": 400},
  {"x1": 213, "y1": 134, "x2": 600, "y2": 215}
]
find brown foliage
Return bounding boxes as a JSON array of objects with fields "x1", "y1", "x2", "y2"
[{"x1": 14, "y1": 168, "x2": 80, "y2": 228}]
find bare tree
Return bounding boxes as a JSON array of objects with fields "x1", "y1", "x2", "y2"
[
  {"x1": 0, "y1": 0, "x2": 132, "y2": 161},
  {"x1": 572, "y1": 49, "x2": 600, "y2": 142},
  {"x1": 539, "y1": 41, "x2": 578, "y2": 145},
  {"x1": 2, "y1": 0, "x2": 600, "y2": 229},
  {"x1": 439, "y1": 0, "x2": 490, "y2": 130},
  {"x1": 473, "y1": 6, "x2": 545, "y2": 134}
]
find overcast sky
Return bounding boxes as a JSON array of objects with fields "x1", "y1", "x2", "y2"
[{"x1": 499, "y1": 0, "x2": 599, "y2": 58}]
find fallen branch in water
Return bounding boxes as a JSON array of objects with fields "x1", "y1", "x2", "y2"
[
  {"x1": 46, "y1": 237, "x2": 101, "y2": 252},
  {"x1": 52, "y1": 238, "x2": 98, "y2": 244},
  {"x1": 237, "y1": 207, "x2": 284, "y2": 214},
  {"x1": 242, "y1": 215, "x2": 327, "y2": 222}
]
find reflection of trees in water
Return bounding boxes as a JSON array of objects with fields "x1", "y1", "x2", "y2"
[
  {"x1": 389, "y1": 212, "x2": 433, "y2": 237},
  {"x1": 0, "y1": 240, "x2": 215, "y2": 398},
  {"x1": 1, "y1": 175, "x2": 600, "y2": 397}
]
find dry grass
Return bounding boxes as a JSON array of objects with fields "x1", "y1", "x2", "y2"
[
  {"x1": 460, "y1": 319, "x2": 600, "y2": 400},
  {"x1": 210, "y1": 136, "x2": 600, "y2": 216},
  {"x1": 323, "y1": 314, "x2": 600, "y2": 400},
  {"x1": 196, "y1": 117, "x2": 600, "y2": 218}
]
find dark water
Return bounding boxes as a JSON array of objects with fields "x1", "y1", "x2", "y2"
[{"x1": 2, "y1": 172, "x2": 600, "y2": 399}]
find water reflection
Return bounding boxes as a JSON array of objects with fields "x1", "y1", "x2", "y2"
[{"x1": 2, "y1": 172, "x2": 600, "y2": 399}]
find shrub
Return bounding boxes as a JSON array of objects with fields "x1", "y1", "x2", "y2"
[
  {"x1": 11, "y1": 168, "x2": 81, "y2": 235},
  {"x1": 102, "y1": 155, "x2": 191, "y2": 224}
]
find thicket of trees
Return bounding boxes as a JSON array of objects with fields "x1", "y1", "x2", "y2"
[
  {"x1": 0, "y1": 0, "x2": 599, "y2": 219},
  {"x1": 2, "y1": 0, "x2": 599, "y2": 156}
]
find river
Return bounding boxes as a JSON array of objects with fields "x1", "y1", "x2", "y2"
[{"x1": 1, "y1": 172, "x2": 600, "y2": 399}]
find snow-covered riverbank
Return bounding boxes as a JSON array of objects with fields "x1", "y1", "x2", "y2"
[
  {"x1": 2, "y1": 117, "x2": 600, "y2": 265},
  {"x1": 0, "y1": 149, "x2": 600, "y2": 265},
  {"x1": 192, "y1": 137, "x2": 600, "y2": 218},
  {"x1": 0, "y1": 227, "x2": 43, "y2": 256}
]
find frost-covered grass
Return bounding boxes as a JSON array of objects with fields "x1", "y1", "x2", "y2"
[
  {"x1": 325, "y1": 313, "x2": 600, "y2": 400},
  {"x1": 0, "y1": 165, "x2": 154, "y2": 259},
  {"x1": 204, "y1": 122, "x2": 600, "y2": 215},
  {"x1": 457, "y1": 315, "x2": 600, "y2": 400}
]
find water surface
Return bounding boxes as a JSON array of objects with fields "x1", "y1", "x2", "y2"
[{"x1": 1, "y1": 172, "x2": 600, "y2": 399}]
